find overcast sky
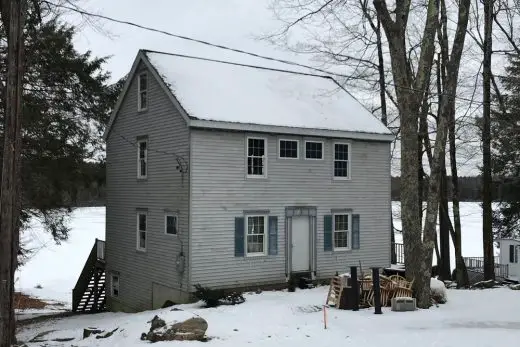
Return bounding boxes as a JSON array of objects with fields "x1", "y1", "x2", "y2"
[{"x1": 66, "y1": 0, "x2": 310, "y2": 82}]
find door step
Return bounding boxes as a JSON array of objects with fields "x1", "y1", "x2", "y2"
[{"x1": 291, "y1": 272, "x2": 315, "y2": 290}]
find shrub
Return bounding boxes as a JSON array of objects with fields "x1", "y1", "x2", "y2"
[
  {"x1": 430, "y1": 277, "x2": 448, "y2": 304},
  {"x1": 193, "y1": 284, "x2": 245, "y2": 307},
  {"x1": 194, "y1": 284, "x2": 225, "y2": 307},
  {"x1": 287, "y1": 276, "x2": 296, "y2": 292}
]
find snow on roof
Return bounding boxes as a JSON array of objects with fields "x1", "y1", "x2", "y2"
[{"x1": 145, "y1": 51, "x2": 392, "y2": 136}]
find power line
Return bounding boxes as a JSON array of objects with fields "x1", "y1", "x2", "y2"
[{"x1": 108, "y1": 126, "x2": 189, "y2": 173}]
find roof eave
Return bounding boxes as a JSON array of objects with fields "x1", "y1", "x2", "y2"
[{"x1": 189, "y1": 119, "x2": 395, "y2": 142}]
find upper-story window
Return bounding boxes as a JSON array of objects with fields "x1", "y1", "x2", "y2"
[
  {"x1": 247, "y1": 137, "x2": 266, "y2": 177},
  {"x1": 138, "y1": 72, "x2": 148, "y2": 111},
  {"x1": 305, "y1": 141, "x2": 323, "y2": 160},
  {"x1": 137, "y1": 139, "x2": 148, "y2": 179},
  {"x1": 334, "y1": 142, "x2": 350, "y2": 179},
  {"x1": 279, "y1": 139, "x2": 299, "y2": 159}
]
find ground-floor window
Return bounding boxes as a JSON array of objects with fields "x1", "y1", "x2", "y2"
[
  {"x1": 333, "y1": 213, "x2": 350, "y2": 250},
  {"x1": 246, "y1": 215, "x2": 267, "y2": 256},
  {"x1": 111, "y1": 274, "x2": 120, "y2": 297}
]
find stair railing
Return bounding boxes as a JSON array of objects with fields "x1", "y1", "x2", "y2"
[{"x1": 72, "y1": 238, "x2": 104, "y2": 312}]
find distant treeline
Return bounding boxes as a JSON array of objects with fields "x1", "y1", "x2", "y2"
[{"x1": 391, "y1": 176, "x2": 515, "y2": 202}]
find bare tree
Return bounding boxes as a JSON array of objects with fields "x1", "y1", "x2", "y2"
[
  {"x1": 482, "y1": 0, "x2": 495, "y2": 280},
  {"x1": 373, "y1": 0, "x2": 472, "y2": 307}
]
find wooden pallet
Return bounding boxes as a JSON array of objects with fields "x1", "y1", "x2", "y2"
[{"x1": 326, "y1": 276, "x2": 344, "y2": 307}]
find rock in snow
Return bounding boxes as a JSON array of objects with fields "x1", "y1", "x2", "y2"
[
  {"x1": 430, "y1": 278, "x2": 448, "y2": 304},
  {"x1": 144, "y1": 316, "x2": 208, "y2": 342}
]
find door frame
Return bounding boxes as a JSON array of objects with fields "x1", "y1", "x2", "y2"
[{"x1": 285, "y1": 206, "x2": 317, "y2": 277}]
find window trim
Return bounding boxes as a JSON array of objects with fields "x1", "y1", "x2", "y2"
[
  {"x1": 332, "y1": 212, "x2": 351, "y2": 251},
  {"x1": 137, "y1": 139, "x2": 148, "y2": 179},
  {"x1": 333, "y1": 141, "x2": 351, "y2": 180},
  {"x1": 304, "y1": 140, "x2": 324, "y2": 160},
  {"x1": 137, "y1": 72, "x2": 148, "y2": 111},
  {"x1": 164, "y1": 213, "x2": 179, "y2": 236},
  {"x1": 246, "y1": 136, "x2": 268, "y2": 179},
  {"x1": 245, "y1": 214, "x2": 268, "y2": 257},
  {"x1": 136, "y1": 212, "x2": 147, "y2": 252},
  {"x1": 278, "y1": 139, "x2": 300, "y2": 160},
  {"x1": 110, "y1": 274, "x2": 120, "y2": 297}
]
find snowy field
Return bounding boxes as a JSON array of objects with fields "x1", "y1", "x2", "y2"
[
  {"x1": 17, "y1": 286, "x2": 520, "y2": 347},
  {"x1": 15, "y1": 207, "x2": 105, "y2": 317}
]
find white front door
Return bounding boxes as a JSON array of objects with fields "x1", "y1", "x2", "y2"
[{"x1": 291, "y1": 216, "x2": 310, "y2": 272}]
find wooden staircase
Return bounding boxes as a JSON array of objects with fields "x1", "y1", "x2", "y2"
[{"x1": 72, "y1": 239, "x2": 106, "y2": 313}]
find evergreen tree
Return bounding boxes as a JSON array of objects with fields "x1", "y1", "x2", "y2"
[
  {"x1": 0, "y1": 9, "x2": 122, "y2": 257},
  {"x1": 492, "y1": 55, "x2": 520, "y2": 239}
]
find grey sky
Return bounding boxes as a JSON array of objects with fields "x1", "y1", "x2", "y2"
[{"x1": 66, "y1": 0, "x2": 308, "y2": 82}]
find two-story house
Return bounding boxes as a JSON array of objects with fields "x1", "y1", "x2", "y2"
[{"x1": 103, "y1": 49, "x2": 394, "y2": 312}]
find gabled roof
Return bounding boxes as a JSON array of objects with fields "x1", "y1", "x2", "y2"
[{"x1": 104, "y1": 50, "x2": 394, "y2": 141}]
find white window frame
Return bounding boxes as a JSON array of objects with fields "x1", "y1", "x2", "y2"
[
  {"x1": 333, "y1": 142, "x2": 351, "y2": 180},
  {"x1": 245, "y1": 214, "x2": 268, "y2": 257},
  {"x1": 165, "y1": 214, "x2": 178, "y2": 235},
  {"x1": 304, "y1": 140, "x2": 324, "y2": 160},
  {"x1": 136, "y1": 212, "x2": 147, "y2": 251},
  {"x1": 333, "y1": 213, "x2": 351, "y2": 251},
  {"x1": 246, "y1": 136, "x2": 267, "y2": 178},
  {"x1": 278, "y1": 139, "x2": 299, "y2": 159},
  {"x1": 137, "y1": 139, "x2": 148, "y2": 179},
  {"x1": 110, "y1": 274, "x2": 120, "y2": 297},
  {"x1": 137, "y1": 72, "x2": 148, "y2": 111}
]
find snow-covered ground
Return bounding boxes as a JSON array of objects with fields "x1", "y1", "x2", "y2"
[
  {"x1": 17, "y1": 286, "x2": 520, "y2": 347},
  {"x1": 15, "y1": 207, "x2": 105, "y2": 309},
  {"x1": 15, "y1": 202, "x2": 520, "y2": 346}
]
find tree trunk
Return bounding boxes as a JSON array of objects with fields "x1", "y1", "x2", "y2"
[
  {"x1": 373, "y1": 0, "x2": 439, "y2": 308},
  {"x1": 482, "y1": 0, "x2": 495, "y2": 281},
  {"x1": 439, "y1": 160, "x2": 451, "y2": 280},
  {"x1": 0, "y1": 0, "x2": 26, "y2": 344},
  {"x1": 448, "y1": 106, "x2": 469, "y2": 287},
  {"x1": 374, "y1": 14, "x2": 396, "y2": 264}
]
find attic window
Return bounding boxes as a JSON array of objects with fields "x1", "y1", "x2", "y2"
[
  {"x1": 138, "y1": 72, "x2": 148, "y2": 111},
  {"x1": 279, "y1": 139, "x2": 299, "y2": 159},
  {"x1": 305, "y1": 141, "x2": 323, "y2": 160}
]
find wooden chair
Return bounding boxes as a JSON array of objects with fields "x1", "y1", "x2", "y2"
[
  {"x1": 326, "y1": 276, "x2": 344, "y2": 307},
  {"x1": 389, "y1": 275, "x2": 414, "y2": 298}
]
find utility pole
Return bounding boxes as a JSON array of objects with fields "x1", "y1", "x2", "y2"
[
  {"x1": 0, "y1": 0, "x2": 26, "y2": 345},
  {"x1": 482, "y1": 0, "x2": 495, "y2": 281}
]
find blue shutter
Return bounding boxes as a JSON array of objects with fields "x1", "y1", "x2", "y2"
[
  {"x1": 352, "y1": 214, "x2": 360, "y2": 250},
  {"x1": 268, "y1": 216, "x2": 278, "y2": 255},
  {"x1": 235, "y1": 217, "x2": 245, "y2": 257},
  {"x1": 324, "y1": 215, "x2": 333, "y2": 251}
]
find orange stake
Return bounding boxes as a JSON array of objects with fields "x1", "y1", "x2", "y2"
[{"x1": 323, "y1": 305, "x2": 327, "y2": 329}]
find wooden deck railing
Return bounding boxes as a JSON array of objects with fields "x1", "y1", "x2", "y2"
[
  {"x1": 463, "y1": 256, "x2": 509, "y2": 279},
  {"x1": 393, "y1": 242, "x2": 404, "y2": 264},
  {"x1": 72, "y1": 239, "x2": 105, "y2": 312}
]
